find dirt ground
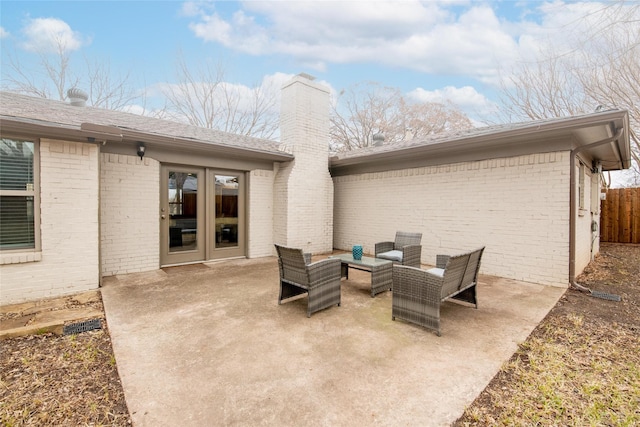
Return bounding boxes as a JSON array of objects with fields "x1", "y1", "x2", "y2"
[
  {"x1": 455, "y1": 242, "x2": 640, "y2": 426},
  {"x1": 1, "y1": 306, "x2": 131, "y2": 425},
  {"x1": 1, "y1": 243, "x2": 638, "y2": 426}
]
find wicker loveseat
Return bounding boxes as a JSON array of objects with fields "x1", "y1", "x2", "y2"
[
  {"x1": 391, "y1": 247, "x2": 485, "y2": 336},
  {"x1": 375, "y1": 231, "x2": 422, "y2": 268},
  {"x1": 275, "y1": 244, "x2": 342, "y2": 317}
]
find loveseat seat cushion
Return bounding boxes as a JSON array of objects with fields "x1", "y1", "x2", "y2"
[
  {"x1": 377, "y1": 250, "x2": 403, "y2": 262},
  {"x1": 426, "y1": 267, "x2": 445, "y2": 278}
]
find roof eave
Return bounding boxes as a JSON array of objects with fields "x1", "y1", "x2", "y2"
[
  {"x1": 330, "y1": 110, "x2": 631, "y2": 171},
  {"x1": 0, "y1": 116, "x2": 294, "y2": 162}
]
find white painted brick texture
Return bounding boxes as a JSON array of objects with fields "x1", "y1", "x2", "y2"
[
  {"x1": 0, "y1": 140, "x2": 100, "y2": 304},
  {"x1": 248, "y1": 169, "x2": 275, "y2": 258},
  {"x1": 333, "y1": 152, "x2": 571, "y2": 287},
  {"x1": 575, "y1": 163, "x2": 600, "y2": 274},
  {"x1": 100, "y1": 153, "x2": 159, "y2": 276},
  {"x1": 274, "y1": 76, "x2": 333, "y2": 254}
]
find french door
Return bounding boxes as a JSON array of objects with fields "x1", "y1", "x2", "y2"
[{"x1": 160, "y1": 166, "x2": 244, "y2": 266}]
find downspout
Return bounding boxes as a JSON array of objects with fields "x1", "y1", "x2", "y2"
[
  {"x1": 97, "y1": 141, "x2": 103, "y2": 288},
  {"x1": 569, "y1": 127, "x2": 623, "y2": 287}
]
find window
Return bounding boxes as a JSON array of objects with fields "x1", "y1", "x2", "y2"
[
  {"x1": 578, "y1": 162, "x2": 585, "y2": 211},
  {"x1": 0, "y1": 138, "x2": 39, "y2": 251}
]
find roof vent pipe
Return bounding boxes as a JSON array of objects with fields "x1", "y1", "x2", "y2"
[
  {"x1": 372, "y1": 133, "x2": 385, "y2": 146},
  {"x1": 67, "y1": 88, "x2": 88, "y2": 107}
]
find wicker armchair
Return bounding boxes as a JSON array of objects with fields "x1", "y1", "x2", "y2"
[
  {"x1": 392, "y1": 247, "x2": 485, "y2": 336},
  {"x1": 275, "y1": 244, "x2": 342, "y2": 317},
  {"x1": 375, "y1": 231, "x2": 422, "y2": 268}
]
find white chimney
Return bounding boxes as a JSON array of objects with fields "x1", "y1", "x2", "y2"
[{"x1": 273, "y1": 73, "x2": 334, "y2": 253}]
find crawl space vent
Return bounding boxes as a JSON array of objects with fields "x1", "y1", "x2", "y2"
[{"x1": 63, "y1": 318, "x2": 102, "y2": 335}]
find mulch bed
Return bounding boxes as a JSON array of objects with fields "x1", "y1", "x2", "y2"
[{"x1": 1, "y1": 307, "x2": 131, "y2": 425}]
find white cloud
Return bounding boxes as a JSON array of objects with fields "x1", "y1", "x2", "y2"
[
  {"x1": 409, "y1": 85, "x2": 498, "y2": 124},
  {"x1": 149, "y1": 71, "x2": 296, "y2": 121},
  {"x1": 185, "y1": 1, "x2": 635, "y2": 87},
  {"x1": 0, "y1": 27, "x2": 9, "y2": 39},
  {"x1": 409, "y1": 85, "x2": 491, "y2": 109},
  {"x1": 180, "y1": 1, "x2": 205, "y2": 17},
  {"x1": 120, "y1": 104, "x2": 147, "y2": 116},
  {"x1": 186, "y1": 1, "x2": 516, "y2": 83},
  {"x1": 20, "y1": 17, "x2": 88, "y2": 53}
]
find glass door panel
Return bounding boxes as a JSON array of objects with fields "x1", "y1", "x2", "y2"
[
  {"x1": 169, "y1": 171, "x2": 198, "y2": 252},
  {"x1": 208, "y1": 171, "x2": 244, "y2": 259},
  {"x1": 215, "y1": 174, "x2": 239, "y2": 248},
  {"x1": 161, "y1": 166, "x2": 205, "y2": 266}
]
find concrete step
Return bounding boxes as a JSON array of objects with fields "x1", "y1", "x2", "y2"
[{"x1": 0, "y1": 290, "x2": 104, "y2": 340}]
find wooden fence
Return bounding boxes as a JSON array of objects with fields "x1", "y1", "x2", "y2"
[{"x1": 600, "y1": 187, "x2": 640, "y2": 243}]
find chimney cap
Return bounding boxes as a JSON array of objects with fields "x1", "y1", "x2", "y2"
[{"x1": 297, "y1": 72, "x2": 316, "y2": 81}]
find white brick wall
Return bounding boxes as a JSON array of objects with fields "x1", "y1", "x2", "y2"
[
  {"x1": 333, "y1": 152, "x2": 572, "y2": 287},
  {"x1": 0, "y1": 139, "x2": 100, "y2": 304},
  {"x1": 100, "y1": 153, "x2": 159, "y2": 276},
  {"x1": 574, "y1": 160, "x2": 600, "y2": 275},
  {"x1": 274, "y1": 75, "x2": 334, "y2": 254},
  {"x1": 247, "y1": 169, "x2": 275, "y2": 258}
]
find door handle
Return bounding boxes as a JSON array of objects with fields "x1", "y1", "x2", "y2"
[{"x1": 161, "y1": 215, "x2": 166, "y2": 219}]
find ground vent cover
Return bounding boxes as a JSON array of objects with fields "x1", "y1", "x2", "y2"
[
  {"x1": 63, "y1": 318, "x2": 102, "y2": 335},
  {"x1": 590, "y1": 291, "x2": 621, "y2": 302}
]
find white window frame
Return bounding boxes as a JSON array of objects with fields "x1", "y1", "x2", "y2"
[
  {"x1": 578, "y1": 161, "x2": 586, "y2": 213},
  {"x1": 0, "y1": 137, "x2": 41, "y2": 258}
]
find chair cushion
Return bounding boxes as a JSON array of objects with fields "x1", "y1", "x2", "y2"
[
  {"x1": 377, "y1": 250, "x2": 403, "y2": 262},
  {"x1": 426, "y1": 267, "x2": 445, "y2": 277}
]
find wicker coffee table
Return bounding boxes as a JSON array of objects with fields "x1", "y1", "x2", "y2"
[{"x1": 329, "y1": 254, "x2": 393, "y2": 297}]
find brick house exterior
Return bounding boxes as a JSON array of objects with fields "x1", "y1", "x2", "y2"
[
  {"x1": 330, "y1": 114, "x2": 630, "y2": 287},
  {"x1": 1, "y1": 139, "x2": 100, "y2": 301},
  {"x1": 333, "y1": 153, "x2": 572, "y2": 286},
  {"x1": 0, "y1": 74, "x2": 632, "y2": 304}
]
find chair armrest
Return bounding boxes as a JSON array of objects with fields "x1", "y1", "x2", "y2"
[
  {"x1": 392, "y1": 265, "x2": 443, "y2": 298},
  {"x1": 307, "y1": 258, "x2": 342, "y2": 284},
  {"x1": 375, "y1": 241, "x2": 394, "y2": 255},
  {"x1": 436, "y1": 254, "x2": 450, "y2": 269},
  {"x1": 402, "y1": 245, "x2": 422, "y2": 268}
]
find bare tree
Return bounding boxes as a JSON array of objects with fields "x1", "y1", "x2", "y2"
[
  {"x1": 2, "y1": 39, "x2": 140, "y2": 110},
  {"x1": 84, "y1": 58, "x2": 141, "y2": 110},
  {"x1": 330, "y1": 82, "x2": 473, "y2": 151},
  {"x1": 579, "y1": 21, "x2": 640, "y2": 175},
  {"x1": 397, "y1": 99, "x2": 474, "y2": 141},
  {"x1": 330, "y1": 83, "x2": 400, "y2": 151},
  {"x1": 498, "y1": 0, "x2": 640, "y2": 185},
  {"x1": 160, "y1": 55, "x2": 279, "y2": 139},
  {"x1": 498, "y1": 55, "x2": 587, "y2": 121},
  {"x1": 2, "y1": 42, "x2": 77, "y2": 100}
]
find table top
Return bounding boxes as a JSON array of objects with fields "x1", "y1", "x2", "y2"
[{"x1": 329, "y1": 253, "x2": 393, "y2": 267}]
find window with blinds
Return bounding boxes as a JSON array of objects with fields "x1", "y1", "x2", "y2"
[{"x1": 0, "y1": 138, "x2": 38, "y2": 250}]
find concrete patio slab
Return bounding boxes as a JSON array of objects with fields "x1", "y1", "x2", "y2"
[{"x1": 101, "y1": 255, "x2": 565, "y2": 427}]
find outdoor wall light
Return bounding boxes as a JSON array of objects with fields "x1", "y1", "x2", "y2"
[{"x1": 136, "y1": 142, "x2": 146, "y2": 160}]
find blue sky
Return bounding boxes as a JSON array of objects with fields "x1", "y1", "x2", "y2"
[{"x1": 0, "y1": 1, "x2": 623, "y2": 124}]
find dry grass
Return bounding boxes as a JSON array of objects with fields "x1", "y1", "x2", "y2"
[
  {"x1": 0, "y1": 325, "x2": 131, "y2": 426},
  {"x1": 459, "y1": 316, "x2": 640, "y2": 426},
  {"x1": 455, "y1": 243, "x2": 640, "y2": 426}
]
